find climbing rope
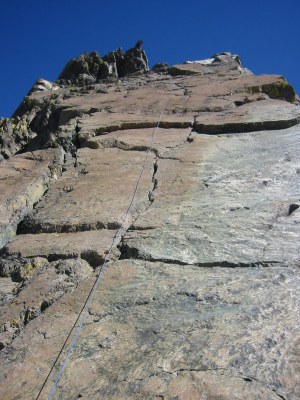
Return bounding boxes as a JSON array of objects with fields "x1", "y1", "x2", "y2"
[{"x1": 36, "y1": 76, "x2": 174, "y2": 400}]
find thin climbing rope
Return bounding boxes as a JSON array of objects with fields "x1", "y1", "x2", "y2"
[{"x1": 36, "y1": 77, "x2": 174, "y2": 400}]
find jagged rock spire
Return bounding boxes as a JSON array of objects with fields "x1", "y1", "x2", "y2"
[{"x1": 57, "y1": 41, "x2": 149, "y2": 85}]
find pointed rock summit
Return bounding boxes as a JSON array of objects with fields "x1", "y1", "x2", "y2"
[
  {"x1": 57, "y1": 41, "x2": 149, "y2": 85},
  {"x1": 0, "y1": 42, "x2": 300, "y2": 399}
]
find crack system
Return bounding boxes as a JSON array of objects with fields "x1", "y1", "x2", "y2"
[
  {"x1": 0, "y1": 111, "x2": 293, "y2": 332},
  {"x1": 262, "y1": 203, "x2": 284, "y2": 258},
  {"x1": 1, "y1": 72, "x2": 298, "y2": 399},
  {"x1": 0, "y1": 119, "x2": 197, "y2": 340},
  {"x1": 119, "y1": 243, "x2": 282, "y2": 268}
]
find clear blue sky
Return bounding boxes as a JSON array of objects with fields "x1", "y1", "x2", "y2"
[{"x1": 1, "y1": 0, "x2": 299, "y2": 117}]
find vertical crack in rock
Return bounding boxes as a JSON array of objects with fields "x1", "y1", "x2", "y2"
[
  {"x1": 262, "y1": 203, "x2": 284, "y2": 258},
  {"x1": 64, "y1": 117, "x2": 81, "y2": 169},
  {"x1": 148, "y1": 160, "x2": 158, "y2": 203},
  {"x1": 118, "y1": 158, "x2": 159, "y2": 257}
]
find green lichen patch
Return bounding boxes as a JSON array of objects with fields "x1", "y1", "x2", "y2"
[
  {"x1": 263, "y1": 79, "x2": 296, "y2": 102},
  {"x1": 20, "y1": 257, "x2": 48, "y2": 279},
  {"x1": 24, "y1": 96, "x2": 42, "y2": 109},
  {"x1": 249, "y1": 79, "x2": 296, "y2": 102}
]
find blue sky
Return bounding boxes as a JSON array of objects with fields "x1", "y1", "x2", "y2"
[{"x1": 1, "y1": 0, "x2": 299, "y2": 117}]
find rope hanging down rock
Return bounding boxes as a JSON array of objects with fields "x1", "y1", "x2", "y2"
[{"x1": 36, "y1": 77, "x2": 174, "y2": 400}]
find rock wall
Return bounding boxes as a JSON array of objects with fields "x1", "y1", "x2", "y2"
[{"x1": 0, "y1": 47, "x2": 300, "y2": 399}]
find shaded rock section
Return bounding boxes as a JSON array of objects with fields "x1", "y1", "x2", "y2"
[
  {"x1": 0, "y1": 149, "x2": 63, "y2": 250},
  {"x1": 113, "y1": 40, "x2": 149, "y2": 77},
  {"x1": 0, "y1": 116, "x2": 36, "y2": 160},
  {"x1": 57, "y1": 50, "x2": 114, "y2": 84},
  {"x1": 57, "y1": 41, "x2": 149, "y2": 85}
]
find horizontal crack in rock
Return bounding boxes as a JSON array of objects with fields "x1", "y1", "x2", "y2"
[
  {"x1": 130, "y1": 368, "x2": 286, "y2": 400},
  {"x1": 119, "y1": 243, "x2": 281, "y2": 268},
  {"x1": 194, "y1": 117, "x2": 299, "y2": 135},
  {"x1": 18, "y1": 220, "x2": 121, "y2": 235}
]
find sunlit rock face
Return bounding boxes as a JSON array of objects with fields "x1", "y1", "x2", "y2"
[{"x1": 0, "y1": 43, "x2": 300, "y2": 400}]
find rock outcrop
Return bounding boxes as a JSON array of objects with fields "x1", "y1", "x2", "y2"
[
  {"x1": 0, "y1": 45, "x2": 299, "y2": 400},
  {"x1": 57, "y1": 41, "x2": 149, "y2": 85},
  {"x1": 28, "y1": 78, "x2": 60, "y2": 95}
]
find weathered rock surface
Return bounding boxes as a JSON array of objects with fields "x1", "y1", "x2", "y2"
[
  {"x1": 15, "y1": 147, "x2": 155, "y2": 235},
  {"x1": 4, "y1": 229, "x2": 117, "y2": 267},
  {"x1": 194, "y1": 99, "x2": 300, "y2": 134},
  {"x1": 57, "y1": 41, "x2": 149, "y2": 85},
  {"x1": 0, "y1": 149, "x2": 63, "y2": 249},
  {"x1": 122, "y1": 125, "x2": 300, "y2": 266},
  {"x1": 0, "y1": 46, "x2": 299, "y2": 399},
  {"x1": 28, "y1": 79, "x2": 60, "y2": 95},
  {"x1": 84, "y1": 127, "x2": 192, "y2": 154},
  {"x1": 0, "y1": 116, "x2": 36, "y2": 160},
  {"x1": 0, "y1": 258, "x2": 93, "y2": 348},
  {"x1": 77, "y1": 111, "x2": 193, "y2": 143},
  {"x1": 0, "y1": 261, "x2": 299, "y2": 399}
]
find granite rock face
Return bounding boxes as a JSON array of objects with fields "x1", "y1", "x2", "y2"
[{"x1": 0, "y1": 47, "x2": 299, "y2": 400}]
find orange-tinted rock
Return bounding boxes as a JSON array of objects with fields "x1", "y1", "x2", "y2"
[
  {"x1": 18, "y1": 147, "x2": 155, "y2": 234},
  {"x1": 194, "y1": 99, "x2": 300, "y2": 134},
  {"x1": 0, "y1": 261, "x2": 299, "y2": 399},
  {"x1": 77, "y1": 111, "x2": 193, "y2": 142}
]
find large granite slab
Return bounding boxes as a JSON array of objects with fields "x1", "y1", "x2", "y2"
[
  {"x1": 0, "y1": 260, "x2": 298, "y2": 399},
  {"x1": 122, "y1": 125, "x2": 300, "y2": 266},
  {"x1": 77, "y1": 111, "x2": 193, "y2": 143},
  {"x1": 194, "y1": 99, "x2": 300, "y2": 134},
  {"x1": 17, "y1": 147, "x2": 155, "y2": 234},
  {"x1": 4, "y1": 229, "x2": 117, "y2": 267}
]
